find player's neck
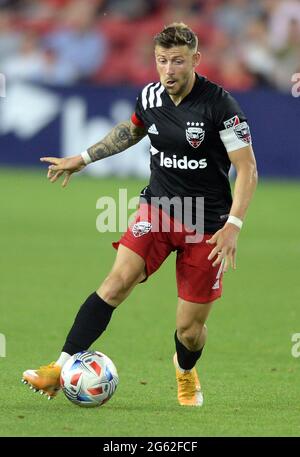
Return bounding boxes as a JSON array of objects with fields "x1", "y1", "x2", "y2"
[{"x1": 169, "y1": 73, "x2": 196, "y2": 106}]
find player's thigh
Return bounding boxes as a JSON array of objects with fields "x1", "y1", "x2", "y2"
[
  {"x1": 109, "y1": 244, "x2": 147, "y2": 284},
  {"x1": 176, "y1": 298, "x2": 214, "y2": 331}
]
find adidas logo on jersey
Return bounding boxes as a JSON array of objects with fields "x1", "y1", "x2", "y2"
[
  {"x1": 160, "y1": 152, "x2": 207, "y2": 170},
  {"x1": 148, "y1": 124, "x2": 159, "y2": 135}
]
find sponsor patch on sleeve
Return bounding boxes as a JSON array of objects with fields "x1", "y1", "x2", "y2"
[
  {"x1": 224, "y1": 115, "x2": 240, "y2": 129},
  {"x1": 234, "y1": 121, "x2": 252, "y2": 144},
  {"x1": 219, "y1": 120, "x2": 252, "y2": 152}
]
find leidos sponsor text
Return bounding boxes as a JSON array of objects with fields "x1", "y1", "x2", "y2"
[{"x1": 160, "y1": 152, "x2": 207, "y2": 170}]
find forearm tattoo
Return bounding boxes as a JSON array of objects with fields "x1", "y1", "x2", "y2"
[{"x1": 87, "y1": 121, "x2": 146, "y2": 162}]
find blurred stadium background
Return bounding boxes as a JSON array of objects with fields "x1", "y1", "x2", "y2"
[
  {"x1": 0, "y1": 0, "x2": 299, "y2": 438},
  {"x1": 0, "y1": 0, "x2": 299, "y2": 175}
]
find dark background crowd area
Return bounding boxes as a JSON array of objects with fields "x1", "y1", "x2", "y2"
[{"x1": 0, "y1": 0, "x2": 299, "y2": 92}]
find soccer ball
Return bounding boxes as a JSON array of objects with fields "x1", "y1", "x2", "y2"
[{"x1": 60, "y1": 350, "x2": 119, "y2": 407}]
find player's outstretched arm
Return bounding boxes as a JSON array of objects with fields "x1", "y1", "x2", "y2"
[
  {"x1": 86, "y1": 120, "x2": 146, "y2": 162},
  {"x1": 41, "y1": 120, "x2": 146, "y2": 187},
  {"x1": 207, "y1": 145, "x2": 258, "y2": 271}
]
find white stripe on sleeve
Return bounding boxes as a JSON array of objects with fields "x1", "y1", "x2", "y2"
[
  {"x1": 149, "y1": 82, "x2": 161, "y2": 108},
  {"x1": 155, "y1": 85, "x2": 165, "y2": 107},
  {"x1": 141, "y1": 83, "x2": 153, "y2": 110}
]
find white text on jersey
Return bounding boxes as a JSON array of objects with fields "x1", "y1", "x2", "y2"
[{"x1": 159, "y1": 152, "x2": 207, "y2": 170}]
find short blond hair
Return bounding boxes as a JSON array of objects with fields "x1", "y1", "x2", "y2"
[{"x1": 154, "y1": 23, "x2": 198, "y2": 52}]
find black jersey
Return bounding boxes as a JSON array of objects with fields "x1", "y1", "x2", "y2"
[{"x1": 132, "y1": 74, "x2": 252, "y2": 233}]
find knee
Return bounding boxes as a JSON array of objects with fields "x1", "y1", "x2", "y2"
[
  {"x1": 177, "y1": 324, "x2": 207, "y2": 351},
  {"x1": 98, "y1": 270, "x2": 143, "y2": 305}
]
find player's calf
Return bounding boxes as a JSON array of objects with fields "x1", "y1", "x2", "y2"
[{"x1": 98, "y1": 269, "x2": 145, "y2": 305}]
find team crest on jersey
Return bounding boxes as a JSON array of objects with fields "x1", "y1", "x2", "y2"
[
  {"x1": 185, "y1": 122, "x2": 205, "y2": 149},
  {"x1": 132, "y1": 221, "x2": 152, "y2": 238},
  {"x1": 224, "y1": 115, "x2": 240, "y2": 129},
  {"x1": 234, "y1": 121, "x2": 251, "y2": 144}
]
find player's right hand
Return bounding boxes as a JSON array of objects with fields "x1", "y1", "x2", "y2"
[{"x1": 40, "y1": 155, "x2": 86, "y2": 187}]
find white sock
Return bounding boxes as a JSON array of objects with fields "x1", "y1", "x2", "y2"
[{"x1": 55, "y1": 352, "x2": 71, "y2": 367}]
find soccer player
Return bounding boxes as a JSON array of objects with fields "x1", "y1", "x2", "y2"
[{"x1": 22, "y1": 23, "x2": 257, "y2": 406}]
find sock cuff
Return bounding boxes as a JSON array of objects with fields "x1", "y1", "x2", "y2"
[
  {"x1": 174, "y1": 330, "x2": 204, "y2": 354},
  {"x1": 93, "y1": 292, "x2": 116, "y2": 312},
  {"x1": 174, "y1": 330, "x2": 204, "y2": 371}
]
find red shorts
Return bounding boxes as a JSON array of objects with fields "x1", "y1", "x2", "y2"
[{"x1": 112, "y1": 204, "x2": 223, "y2": 304}]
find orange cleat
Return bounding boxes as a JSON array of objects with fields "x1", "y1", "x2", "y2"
[
  {"x1": 22, "y1": 362, "x2": 61, "y2": 400},
  {"x1": 173, "y1": 354, "x2": 203, "y2": 406}
]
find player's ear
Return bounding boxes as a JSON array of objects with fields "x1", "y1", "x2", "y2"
[{"x1": 193, "y1": 51, "x2": 201, "y2": 68}]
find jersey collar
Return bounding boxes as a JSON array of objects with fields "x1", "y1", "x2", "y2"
[{"x1": 162, "y1": 73, "x2": 206, "y2": 107}]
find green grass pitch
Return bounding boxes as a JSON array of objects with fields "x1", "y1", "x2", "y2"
[{"x1": 0, "y1": 168, "x2": 299, "y2": 437}]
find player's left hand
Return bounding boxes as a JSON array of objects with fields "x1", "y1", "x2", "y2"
[
  {"x1": 40, "y1": 155, "x2": 86, "y2": 187},
  {"x1": 206, "y1": 224, "x2": 240, "y2": 272}
]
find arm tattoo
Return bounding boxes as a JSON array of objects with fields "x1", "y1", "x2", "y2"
[{"x1": 87, "y1": 120, "x2": 146, "y2": 162}]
